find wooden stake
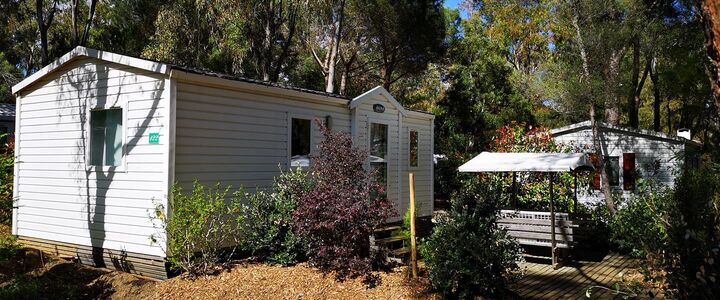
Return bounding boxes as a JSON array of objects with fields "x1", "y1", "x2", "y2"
[
  {"x1": 512, "y1": 172, "x2": 518, "y2": 209},
  {"x1": 409, "y1": 173, "x2": 418, "y2": 278}
]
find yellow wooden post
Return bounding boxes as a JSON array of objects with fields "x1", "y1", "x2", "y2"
[{"x1": 409, "y1": 173, "x2": 418, "y2": 278}]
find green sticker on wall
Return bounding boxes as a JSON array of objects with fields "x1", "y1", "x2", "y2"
[{"x1": 149, "y1": 132, "x2": 160, "y2": 144}]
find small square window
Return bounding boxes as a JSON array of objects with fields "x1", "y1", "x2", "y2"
[
  {"x1": 90, "y1": 108, "x2": 123, "y2": 166},
  {"x1": 291, "y1": 118, "x2": 311, "y2": 167},
  {"x1": 409, "y1": 130, "x2": 418, "y2": 167}
]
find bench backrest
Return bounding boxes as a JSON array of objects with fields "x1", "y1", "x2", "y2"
[{"x1": 497, "y1": 210, "x2": 579, "y2": 248}]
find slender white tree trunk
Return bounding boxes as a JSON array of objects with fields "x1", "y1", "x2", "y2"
[{"x1": 572, "y1": 2, "x2": 616, "y2": 215}]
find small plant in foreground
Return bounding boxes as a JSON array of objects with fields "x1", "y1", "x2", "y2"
[
  {"x1": 150, "y1": 181, "x2": 243, "y2": 277},
  {"x1": 0, "y1": 233, "x2": 20, "y2": 262},
  {"x1": 1, "y1": 134, "x2": 14, "y2": 225},
  {"x1": 421, "y1": 176, "x2": 522, "y2": 299},
  {"x1": 293, "y1": 122, "x2": 394, "y2": 281},
  {"x1": 241, "y1": 168, "x2": 312, "y2": 265}
]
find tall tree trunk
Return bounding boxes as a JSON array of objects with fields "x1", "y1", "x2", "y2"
[
  {"x1": 339, "y1": 53, "x2": 355, "y2": 96},
  {"x1": 667, "y1": 99, "x2": 673, "y2": 135},
  {"x1": 604, "y1": 49, "x2": 624, "y2": 126},
  {"x1": 71, "y1": 0, "x2": 79, "y2": 46},
  {"x1": 699, "y1": 0, "x2": 720, "y2": 126},
  {"x1": 36, "y1": 0, "x2": 58, "y2": 66},
  {"x1": 81, "y1": 0, "x2": 98, "y2": 46},
  {"x1": 628, "y1": 39, "x2": 640, "y2": 128},
  {"x1": 572, "y1": 2, "x2": 616, "y2": 215},
  {"x1": 325, "y1": 0, "x2": 345, "y2": 93},
  {"x1": 262, "y1": 1, "x2": 275, "y2": 82},
  {"x1": 650, "y1": 55, "x2": 662, "y2": 132},
  {"x1": 70, "y1": 0, "x2": 97, "y2": 47}
]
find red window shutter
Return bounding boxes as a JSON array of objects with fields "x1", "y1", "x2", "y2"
[
  {"x1": 623, "y1": 153, "x2": 636, "y2": 190},
  {"x1": 589, "y1": 153, "x2": 600, "y2": 190}
]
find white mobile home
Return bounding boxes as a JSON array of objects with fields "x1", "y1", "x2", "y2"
[
  {"x1": 10, "y1": 47, "x2": 434, "y2": 279},
  {"x1": 551, "y1": 121, "x2": 700, "y2": 205}
]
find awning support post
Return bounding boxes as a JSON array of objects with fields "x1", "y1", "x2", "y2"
[
  {"x1": 549, "y1": 172, "x2": 557, "y2": 268},
  {"x1": 512, "y1": 172, "x2": 518, "y2": 209},
  {"x1": 573, "y1": 172, "x2": 578, "y2": 213}
]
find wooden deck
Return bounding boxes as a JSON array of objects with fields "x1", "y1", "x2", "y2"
[{"x1": 512, "y1": 253, "x2": 640, "y2": 299}]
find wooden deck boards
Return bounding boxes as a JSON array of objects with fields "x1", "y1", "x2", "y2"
[{"x1": 513, "y1": 253, "x2": 639, "y2": 299}]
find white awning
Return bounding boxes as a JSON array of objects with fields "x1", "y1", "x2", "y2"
[{"x1": 458, "y1": 152, "x2": 594, "y2": 173}]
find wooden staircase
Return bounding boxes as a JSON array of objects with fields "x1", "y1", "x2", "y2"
[{"x1": 372, "y1": 225, "x2": 410, "y2": 260}]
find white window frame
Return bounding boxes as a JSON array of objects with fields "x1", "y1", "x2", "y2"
[
  {"x1": 287, "y1": 114, "x2": 316, "y2": 169},
  {"x1": 407, "y1": 126, "x2": 421, "y2": 170},
  {"x1": 86, "y1": 103, "x2": 128, "y2": 172}
]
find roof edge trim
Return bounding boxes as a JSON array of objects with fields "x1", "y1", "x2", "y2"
[
  {"x1": 12, "y1": 46, "x2": 169, "y2": 94},
  {"x1": 551, "y1": 120, "x2": 699, "y2": 145},
  {"x1": 350, "y1": 86, "x2": 407, "y2": 115}
]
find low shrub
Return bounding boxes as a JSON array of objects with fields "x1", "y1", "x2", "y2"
[
  {"x1": 150, "y1": 181, "x2": 244, "y2": 277},
  {"x1": 241, "y1": 168, "x2": 312, "y2": 265},
  {"x1": 1, "y1": 135, "x2": 14, "y2": 225},
  {"x1": 609, "y1": 180, "x2": 671, "y2": 258},
  {"x1": 421, "y1": 176, "x2": 522, "y2": 299},
  {"x1": 0, "y1": 232, "x2": 19, "y2": 262},
  {"x1": 293, "y1": 123, "x2": 394, "y2": 281},
  {"x1": 607, "y1": 165, "x2": 720, "y2": 298}
]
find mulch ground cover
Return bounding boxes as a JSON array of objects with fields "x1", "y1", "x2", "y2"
[
  {"x1": 1, "y1": 224, "x2": 437, "y2": 300},
  {"x1": 154, "y1": 263, "x2": 436, "y2": 300}
]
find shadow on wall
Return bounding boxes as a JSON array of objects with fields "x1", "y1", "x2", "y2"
[{"x1": 49, "y1": 59, "x2": 166, "y2": 268}]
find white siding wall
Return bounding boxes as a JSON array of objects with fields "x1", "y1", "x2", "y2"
[
  {"x1": 400, "y1": 116, "x2": 434, "y2": 218},
  {"x1": 554, "y1": 128, "x2": 684, "y2": 204},
  {"x1": 351, "y1": 94, "x2": 434, "y2": 221},
  {"x1": 14, "y1": 57, "x2": 169, "y2": 256},
  {"x1": 173, "y1": 82, "x2": 351, "y2": 190},
  {"x1": 352, "y1": 97, "x2": 400, "y2": 221}
]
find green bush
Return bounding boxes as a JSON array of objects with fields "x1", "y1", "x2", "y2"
[
  {"x1": 609, "y1": 180, "x2": 671, "y2": 258},
  {"x1": 606, "y1": 165, "x2": 720, "y2": 298},
  {"x1": 150, "y1": 181, "x2": 244, "y2": 277},
  {"x1": 0, "y1": 233, "x2": 19, "y2": 262},
  {"x1": 0, "y1": 277, "x2": 43, "y2": 300},
  {"x1": 421, "y1": 177, "x2": 522, "y2": 299},
  {"x1": 241, "y1": 168, "x2": 311, "y2": 265},
  {"x1": 0, "y1": 134, "x2": 13, "y2": 225},
  {"x1": 490, "y1": 124, "x2": 590, "y2": 213}
]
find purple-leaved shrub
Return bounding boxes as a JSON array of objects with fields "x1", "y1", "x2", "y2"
[{"x1": 293, "y1": 121, "x2": 394, "y2": 280}]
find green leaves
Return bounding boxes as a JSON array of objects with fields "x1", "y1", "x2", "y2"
[
  {"x1": 150, "y1": 181, "x2": 244, "y2": 277},
  {"x1": 240, "y1": 168, "x2": 311, "y2": 266},
  {"x1": 421, "y1": 176, "x2": 522, "y2": 298}
]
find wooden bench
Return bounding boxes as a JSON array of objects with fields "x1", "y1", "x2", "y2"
[{"x1": 498, "y1": 210, "x2": 585, "y2": 265}]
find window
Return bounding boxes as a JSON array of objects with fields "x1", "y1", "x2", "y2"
[
  {"x1": 605, "y1": 156, "x2": 620, "y2": 186},
  {"x1": 623, "y1": 153, "x2": 636, "y2": 190},
  {"x1": 370, "y1": 123, "x2": 388, "y2": 187},
  {"x1": 409, "y1": 130, "x2": 418, "y2": 167},
  {"x1": 589, "y1": 154, "x2": 620, "y2": 188},
  {"x1": 291, "y1": 118, "x2": 311, "y2": 167},
  {"x1": 90, "y1": 108, "x2": 123, "y2": 166}
]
